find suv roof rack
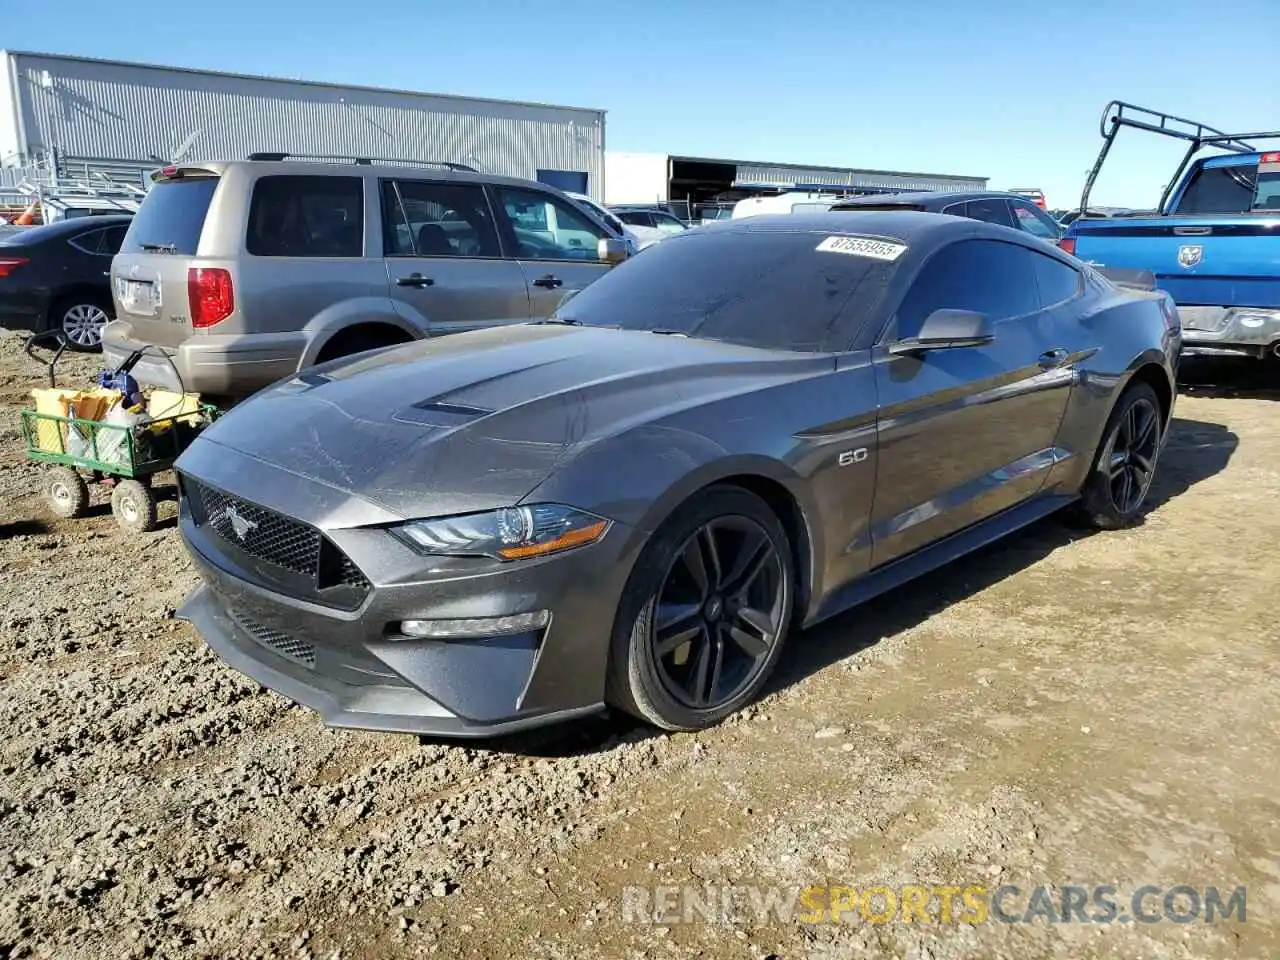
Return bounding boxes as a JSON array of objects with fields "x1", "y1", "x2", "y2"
[
  {"x1": 1079, "y1": 101, "x2": 1280, "y2": 215},
  {"x1": 246, "y1": 152, "x2": 477, "y2": 172}
]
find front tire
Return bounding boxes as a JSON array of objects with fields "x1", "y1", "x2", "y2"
[
  {"x1": 607, "y1": 486, "x2": 794, "y2": 732},
  {"x1": 44, "y1": 467, "x2": 89, "y2": 519},
  {"x1": 1077, "y1": 381, "x2": 1163, "y2": 529}
]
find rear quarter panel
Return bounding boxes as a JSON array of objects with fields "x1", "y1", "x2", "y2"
[{"x1": 1046, "y1": 282, "x2": 1178, "y2": 493}]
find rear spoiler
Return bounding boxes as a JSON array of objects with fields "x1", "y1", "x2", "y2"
[{"x1": 1096, "y1": 266, "x2": 1157, "y2": 292}]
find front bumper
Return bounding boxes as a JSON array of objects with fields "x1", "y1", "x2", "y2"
[
  {"x1": 173, "y1": 443, "x2": 637, "y2": 737},
  {"x1": 1177, "y1": 307, "x2": 1280, "y2": 359},
  {"x1": 103, "y1": 320, "x2": 306, "y2": 396}
]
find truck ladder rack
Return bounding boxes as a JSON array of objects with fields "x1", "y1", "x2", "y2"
[{"x1": 1079, "y1": 101, "x2": 1280, "y2": 215}]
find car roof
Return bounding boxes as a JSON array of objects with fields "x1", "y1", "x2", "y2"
[
  {"x1": 3, "y1": 214, "x2": 133, "y2": 241},
  {"x1": 699, "y1": 208, "x2": 975, "y2": 243},
  {"x1": 162, "y1": 159, "x2": 573, "y2": 193},
  {"x1": 832, "y1": 190, "x2": 1029, "y2": 210}
]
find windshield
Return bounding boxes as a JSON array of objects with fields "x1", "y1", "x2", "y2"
[
  {"x1": 571, "y1": 195, "x2": 624, "y2": 234},
  {"x1": 553, "y1": 229, "x2": 902, "y2": 352}
]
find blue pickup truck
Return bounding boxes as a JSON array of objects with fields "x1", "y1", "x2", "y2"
[{"x1": 1062, "y1": 102, "x2": 1280, "y2": 361}]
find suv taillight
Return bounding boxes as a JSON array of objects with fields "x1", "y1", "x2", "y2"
[
  {"x1": 1058, "y1": 237, "x2": 1077, "y2": 256},
  {"x1": 188, "y1": 267, "x2": 234, "y2": 328},
  {"x1": 0, "y1": 257, "x2": 28, "y2": 278}
]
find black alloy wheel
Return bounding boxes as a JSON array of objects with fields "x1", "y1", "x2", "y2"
[
  {"x1": 652, "y1": 517, "x2": 786, "y2": 708},
  {"x1": 1105, "y1": 394, "x2": 1160, "y2": 515},
  {"x1": 608, "y1": 485, "x2": 795, "y2": 731},
  {"x1": 1077, "y1": 380, "x2": 1164, "y2": 530}
]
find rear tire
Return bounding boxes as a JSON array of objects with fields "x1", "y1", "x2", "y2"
[
  {"x1": 49, "y1": 294, "x2": 111, "y2": 352},
  {"x1": 44, "y1": 467, "x2": 89, "y2": 519},
  {"x1": 111, "y1": 479, "x2": 158, "y2": 533},
  {"x1": 1076, "y1": 381, "x2": 1163, "y2": 529},
  {"x1": 606, "y1": 486, "x2": 794, "y2": 732}
]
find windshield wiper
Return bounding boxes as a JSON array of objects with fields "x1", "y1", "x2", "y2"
[
  {"x1": 139, "y1": 242, "x2": 177, "y2": 253},
  {"x1": 530, "y1": 317, "x2": 579, "y2": 325},
  {"x1": 649, "y1": 329, "x2": 689, "y2": 337}
]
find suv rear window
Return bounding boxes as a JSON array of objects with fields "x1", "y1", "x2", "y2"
[
  {"x1": 246, "y1": 175, "x2": 364, "y2": 258},
  {"x1": 120, "y1": 177, "x2": 218, "y2": 255}
]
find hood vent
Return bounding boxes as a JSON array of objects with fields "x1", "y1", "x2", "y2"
[{"x1": 394, "y1": 398, "x2": 494, "y2": 428}]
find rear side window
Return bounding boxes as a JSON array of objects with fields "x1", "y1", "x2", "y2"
[
  {"x1": 67, "y1": 228, "x2": 107, "y2": 254},
  {"x1": 962, "y1": 198, "x2": 1016, "y2": 229},
  {"x1": 892, "y1": 239, "x2": 1039, "y2": 339},
  {"x1": 246, "y1": 175, "x2": 363, "y2": 258},
  {"x1": 1011, "y1": 202, "x2": 1062, "y2": 239},
  {"x1": 121, "y1": 177, "x2": 218, "y2": 255},
  {"x1": 381, "y1": 180, "x2": 500, "y2": 258},
  {"x1": 1174, "y1": 164, "x2": 1256, "y2": 214},
  {"x1": 1030, "y1": 250, "x2": 1082, "y2": 307}
]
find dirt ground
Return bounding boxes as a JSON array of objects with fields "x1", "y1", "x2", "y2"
[{"x1": 0, "y1": 326, "x2": 1277, "y2": 960}]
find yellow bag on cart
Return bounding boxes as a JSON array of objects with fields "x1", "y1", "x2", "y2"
[{"x1": 30, "y1": 387, "x2": 119, "y2": 453}]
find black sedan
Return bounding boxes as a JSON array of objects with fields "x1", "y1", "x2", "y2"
[
  {"x1": 0, "y1": 215, "x2": 132, "y2": 350},
  {"x1": 833, "y1": 190, "x2": 1065, "y2": 244},
  {"x1": 172, "y1": 211, "x2": 1181, "y2": 737}
]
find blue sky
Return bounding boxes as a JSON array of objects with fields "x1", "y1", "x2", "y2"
[{"x1": 8, "y1": 0, "x2": 1278, "y2": 208}]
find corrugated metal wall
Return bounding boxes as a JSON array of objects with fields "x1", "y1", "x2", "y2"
[
  {"x1": 4, "y1": 52, "x2": 606, "y2": 196},
  {"x1": 734, "y1": 162, "x2": 987, "y2": 192}
]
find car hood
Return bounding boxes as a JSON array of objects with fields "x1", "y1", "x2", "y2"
[{"x1": 182, "y1": 323, "x2": 828, "y2": 520}]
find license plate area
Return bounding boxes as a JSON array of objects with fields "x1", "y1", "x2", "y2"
[{"x1": 115, "y1": 277, "x2": 161, "y2": 316}]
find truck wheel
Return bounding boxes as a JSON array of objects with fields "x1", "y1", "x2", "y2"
[
  {"x1": 111, "y1": 479, "x2": 158, "y2": 533},
  {"x1": 45, "y1": 467, "x2": 89, "y2": 519}
]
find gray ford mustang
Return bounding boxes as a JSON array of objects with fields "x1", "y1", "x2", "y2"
[{"x1": 174, "y1": 211, "x2": 1181, "y2": 738}]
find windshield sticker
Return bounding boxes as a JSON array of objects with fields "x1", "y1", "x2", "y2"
[{"x1": 816, "y1": 235, "x2": 907, "y2": 261}]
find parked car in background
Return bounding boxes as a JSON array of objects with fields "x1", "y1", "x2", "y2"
[
  {"x1": 1009, "y1": 187, "x2": 1047, "y2": 209},
  {"x1": 731, "y1": 193, "x2": 839, "y2": 219},
  {"x1": 103, "y1": 154, "x2": 629, "y2": 398},
  {"x1": 562, "y1": 193, "x2": 666, "y2": 251},
  {"x1": 832, "y1": 190, "x2": 1064, "y2": 243},
  {"x1": 609, "y1": 205, "x2": 690, "y2": 238},
  {"x1": 174, "y1": 210, "x2": 1179, "y2": 738},
  {"x1": 0, "y1": 214, "x2": 132, "y2": 350},
  {"x1": 1064, "y1": 101, "x2": 1280, "y2": 362}
]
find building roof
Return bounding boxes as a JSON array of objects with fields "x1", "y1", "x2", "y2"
[{"x1": 1, "y1": 49, "x2": 607, "y2": 118}]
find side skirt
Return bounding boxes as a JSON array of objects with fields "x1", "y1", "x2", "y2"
[{"x1": 806, "y1": 492, "x2": 1079, "y2": 627}]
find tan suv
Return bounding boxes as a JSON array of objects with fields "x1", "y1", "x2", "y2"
[{"x1": 104, "y1": 154, "x2": 628, "y2": 398}]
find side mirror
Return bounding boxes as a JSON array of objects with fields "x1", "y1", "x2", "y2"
[
  {"x1": 598, "y1": 236, "x2": 629, "y2": 264},
  {"x1": 889, "y1": 309, "x2": 995, "y2": 354}
]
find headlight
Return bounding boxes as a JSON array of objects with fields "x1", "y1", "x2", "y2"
[{"x1": 392, "y1": 504, "x2": 610, "y2": 560}]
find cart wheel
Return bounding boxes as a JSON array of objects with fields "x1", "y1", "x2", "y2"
[
  {"x1": 44, "y1": 467, "x2": 89, "y2": 519},
  {"x1": 111, "y1": 479, "x2": 158, "y2": 533}
]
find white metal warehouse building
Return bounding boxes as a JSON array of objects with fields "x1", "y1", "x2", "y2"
[{"x1": 0, "y1": 50, "x2": 606, "y2": 200}]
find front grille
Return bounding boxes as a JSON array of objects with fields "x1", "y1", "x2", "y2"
[
  {"x1": 200, "y1": 483, "x2": 322, "y2": 578},
  {"x1": 182, "y1": 478, "x2": 371, "y2": 606},
  {"x1": 233, "y1": 614, "x2": 316, "y2": 667}
]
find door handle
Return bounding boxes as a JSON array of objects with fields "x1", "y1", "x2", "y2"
[
  {"x1": 396, "y1": 273, "x2": 434, "y2": 288},
  {"x1": 533, "y1": 274, "x2": 563, "y2": 289},
  {"x1": 1037, "y1": 348, "x2": 1070, "y2": 369}
]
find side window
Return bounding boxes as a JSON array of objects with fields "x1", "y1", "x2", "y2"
[
  {"x1": 382, "y1": 180, "x2": 499, "y2": 258},
  {"x1": 653, "y1": 213, "x2": 686, "y2": 234},
  {"x1": 67, "y1": 229, "x2": 105, "y2": 254},
  {"x1": 1030, "y1": 250, "x2": 1082, "y2": 308},
  {"x1": 941, "y1": 201, "x2": 970, "y2": 219},
  {"x1": 892, "y1": 240, "x2": 1040, "y2": 340},
  {"x1": 963, "y1": 198, "x2": 1016, "y2": 229},
  {"x1": 99, "y1": 225, "x2": 128, "y2": 255},
  {"x1": 1011, "y1": 202, "x2": 1062, "y2": 240},
  {"x1": 246, "y1": 175, "x2": 363, "y2": 258},
  {"x1": 498, "y1": 188, "x2": 607, "y2": 261}
]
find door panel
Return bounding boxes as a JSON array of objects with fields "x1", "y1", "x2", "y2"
[
  {"x1": 870, "y1": 323, "x2": 1072, "y2": 565},
  {"x1": 382, "y1": 178, "x2": 532, "y2": 334},
  {"x1": 869, "y1": 238, "x2": 1074, "y2": 567},
  {"x1": 491, "y1": 185, "x2": 614, "y2": 318}
]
